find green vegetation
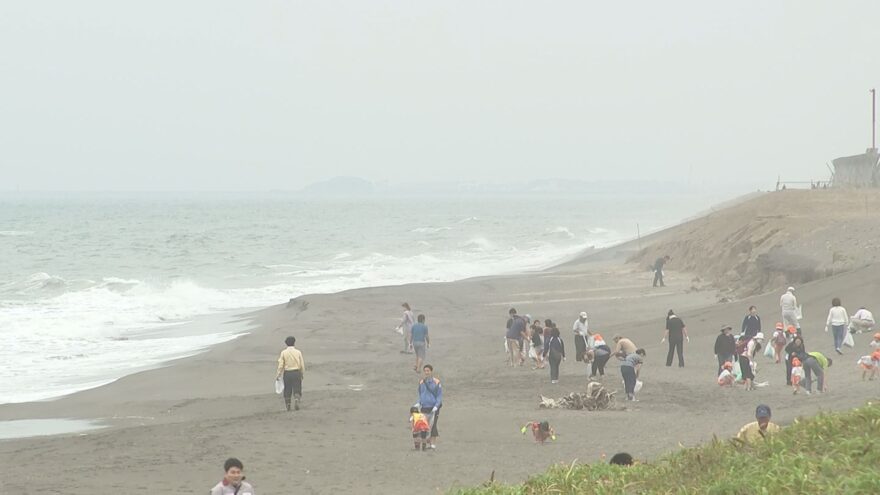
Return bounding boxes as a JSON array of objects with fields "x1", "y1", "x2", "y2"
[{"x1": 453, "y1": 401, "x2": 880, "y2": 494}]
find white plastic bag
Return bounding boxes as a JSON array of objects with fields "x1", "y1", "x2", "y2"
[
  {"x1": 733, "y1": 360, "x2": 742, "y2": 381},
  {"x1": 528, "y1": 347, "x2": 538, "y2": 360},
  {"x1": 843, "y1": 331, "x2": 855, "y2": 348},
  {"x1": 634, "y1": 380, "x2": 643, "y2": 393},
  {"x1": 274, "y1": 378, "x2": 283, "y2": 395},
  {"x1": 795, "y1": 305, "x2": 803, "y2": 320},
  {"x1": 764, "y1": 344, "x2": 775, "y2": 359}
]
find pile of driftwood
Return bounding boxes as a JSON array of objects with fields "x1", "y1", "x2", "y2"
[{"x1": 539, "y1": 382, "x2": 616, "y2": 411}]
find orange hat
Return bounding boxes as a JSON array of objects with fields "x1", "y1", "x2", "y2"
[
  {"x1": 775, "y1": 322, "x2": 784, "y2": 330},
  {"x1": 722, "y1": 361, "x2": 733, "y2": 370},
  {"x1": 792, "y1": 357, "x2": 801, "y2": 366},
  {"x1": 787, "y1": 325, "x2": 797, "y2": 334},
  {"x1": 872, "y1": 350, "x2": 880, "y2": 361},
  {"x1": 874, "y1": 332, "x2": 880, "y2": 340}
]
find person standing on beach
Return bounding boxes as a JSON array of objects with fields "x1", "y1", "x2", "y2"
[
  {"x1": 396, "y1": 303, "x2": 415, "y2": 354},
  {"x1": 530, "y1": 318, "x2": 545, "y2": 369},
  {"x1": 662, "y1": 309, "x2": 688, "y2": 367},
  {"x1": 417, "y1": 364, "x2": 443, "y2": 449},
  {"x1": 543, "y1": 327, "x2": 565, "y2": 383},
  {"x1": 652, "y1": 255, "x2": 670, "y2": 287},
  {"x1": 741, "y1": 306, "x2": 762, "y2": 340},
  {"x1": 784, "y1": 335, "x2": 807, "y2": 386},
  {"x1": 572, "y1": 312, "x2": 590, "y2": 362},
  {"x1": 825, "y1": 298, "x2": 849, "y2": 355},
  {"x1": 770, "y1": 323, "x2": 788, "y2": 364},
  {"x1": 618, "y1": 348, "x2": 646, "y2": 401},
  {"x1": 411, "y1": 314, "x2": 430, "y2": 372},
  {"x1": 210, "y1": 458, "x2": 255, "y2": 495},
  {"x1": 714, "y1": 325, "x2": 736, "y2": 376},
  {"x1": 506, "y1": 308, "x2": 527, "y2": 367},
  {"x1": 276, "y1": 336, "x2": 305, "y2": 411},
  {"x1": 780, "y1": 287, "x2": 800, "y2": 334},
  {"x1": 739, "y1": 332, "x2": 763, "y2": 391}
]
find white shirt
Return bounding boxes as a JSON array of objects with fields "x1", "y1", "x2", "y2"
[
  {"x1": 780, "y1": 292, "x2": 798, "y2": 311},
  {"x1": 826, "y1": 306, "x2": 849, "y2": 327},
  {"x1": 852, "y1": 309, "x2": 874, "y2": 322},
  {"x1": 572, "y1": 318, "x2": 589, "y2": 336}
]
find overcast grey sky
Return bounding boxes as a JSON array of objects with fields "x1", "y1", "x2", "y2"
[{"x1": 1, "y1": 1, "x2": 879, "y2": 191}]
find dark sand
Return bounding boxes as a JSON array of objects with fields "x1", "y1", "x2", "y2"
[{"x1": 2, "y1": 191, "x2": 879, "y2": 494}]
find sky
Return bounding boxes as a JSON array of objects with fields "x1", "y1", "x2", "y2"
[{"x1": 1, "y1": 1, "x2": 879, "y2": 191}]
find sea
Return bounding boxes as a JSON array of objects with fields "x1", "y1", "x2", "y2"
[{"x1": 0, "y1": 190, "x2": 736, "y2": 404}]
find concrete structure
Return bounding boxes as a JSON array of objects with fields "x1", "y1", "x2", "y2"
[{"x1": 831, "y1": 148, "x2": 880, "y2": 188}]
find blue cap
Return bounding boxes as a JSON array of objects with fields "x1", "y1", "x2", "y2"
[{"x1": 756, "y1": 404, "x2": 771, "y2": 418}]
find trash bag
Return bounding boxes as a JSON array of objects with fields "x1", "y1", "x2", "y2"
[
  {"x1": 274, "y1": 378, "x2": 283, "y2": 395},
  {"x1": 634, "y1": 380, "x2": 643, "y2": 393},
  {"x1": 733, "y1": 360, "x2": 743, "y2": 381},
  {"x1": 843, "y1": 331, "x2": 855, "y2": 348},
  {"x1": 764, "y1": 344, "x2": 775, "y2": 359},
  {"x1": 795, "y1": 305, "x2": 803, "y2": 320}
]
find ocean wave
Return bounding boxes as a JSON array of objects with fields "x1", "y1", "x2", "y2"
[
  {"x1": 0, "y1": 230, "x2": 34, "y2": 236},
  {"x1": 409, "y1": 226, "x2": 452, "y2": 233},
  {"x1": 546, "y1": 226, "x2": 576, "y2": 238}
]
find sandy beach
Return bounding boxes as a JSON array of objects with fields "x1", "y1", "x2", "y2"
[{"x1": 2, "y1": 189, "x2": 879, "y2": 494}]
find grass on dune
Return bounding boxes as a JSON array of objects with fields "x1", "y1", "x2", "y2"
[{"x1": 452, "y1": 401, "x2": 880, "y2": 494}]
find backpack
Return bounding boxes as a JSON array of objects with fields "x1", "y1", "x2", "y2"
[{"x1": 773, "y1": 331, "x2": 787, "y2": 346}]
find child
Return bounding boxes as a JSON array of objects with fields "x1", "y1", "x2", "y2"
[
  {"x1": 871, "y1": 333, "x2": 880, "y2": 350},
  {"x1": 717, "y1": 361, "x2": 735, "y2": 387},
  {"x1": 771, "y1": 323, "x2": 787, "y2": 363},
  {"x1": 857, "y1": 350, "x2": 880, "y2": 381},
  {"x1": 410, "y1": 406, "x2": 430, "y2": 451},
  {"x1": 521, "y1": 421, "x2": 555, "y2": 444},
  {"x1": 790, "y1": 357, "x2": 805, "y2": 394}
]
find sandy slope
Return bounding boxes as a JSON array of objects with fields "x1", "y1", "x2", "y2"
[{"x1": 2, "y1": 191, "x2": 879, "y2": 494}]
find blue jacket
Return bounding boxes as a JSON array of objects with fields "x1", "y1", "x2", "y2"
[{"x1": 418, "y1": 377, "x2": 443, "y2": 409}]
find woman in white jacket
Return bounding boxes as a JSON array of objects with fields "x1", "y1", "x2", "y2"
[{"x1": 826, "y1": 298, "x2": 849, "y2": 355}]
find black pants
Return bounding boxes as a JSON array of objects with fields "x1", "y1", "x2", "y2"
[
  {"x1": 574, "y1": 335, "x2": 587, "y2": 362},
  {"x1": 653, "y1": 270, "x2": 664, "y2": 287},
  {"x1": 548, "y1": 353, "x2": 562, "y2": 381},
  {"x1": 283, "y1": 369, "x2": 303, "y2": 399},
  {"x1": 785, "y1": 356, "x2": 793, "y2": 385},
  {"x1": 666, "y1": 339, "x2": 684, "y2": 367},
  {"x1": 621, "y1": 365, "x2": 637, "y2": 395},
  {"x1": 591, "y1": 353, "x2": 610, "y2": 376}
]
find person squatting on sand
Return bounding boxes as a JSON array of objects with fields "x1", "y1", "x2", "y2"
[
  {"x1": 802, "y1": 351, "x2": 832, "y2": 394},
  {"x1": 618, "y1": 348, "x2": 646, "y2": 401},
  {"x1": 826, "y1": 297, "x2": 849, "y2": 355},
  {"x1": 416, "y1": 364, "x2": 442, "y2": 449},
  {"x1": 780, "y1": 287, "x2": 800, "y2": 334},
  {"x1": 652, "y1": 255, "x2": 670, "y2": 287},
  {"x1": 736, "y1": 404, "x2": 780, "y2": 442},
  {"x1": 714, "y1": 325, "x2": 736, "y2": 376},
  {"x1": 396, "y1": 302, "x2": 415, "y2": 354},
  {"x1": 662, "y1": 309, "x2": 688, "y2": 367},
  {"x1": 572, "y1": 312, "x2": 590, "y2": 363},
  {"x1": 857, "y1": 350, "x2": 880, "y2": 381},
  {"x1": 410, "y1": 314, "x2": 430, "y2": 372},
  {"x1": 738, "y1": 332, "x2": 763, "y2": 391},
  {"x1": 543, "y1": 326, "x2": 566, "y2": 383},
  {"x1": 409, "y1": 406, "x2": 431, "y2": 451},
  {"x1": 741, "y1": 305, "x2": 762, "y2": 340},
  {"x1": 850, "y1": 306, "x2": 875, "y2": 334},
  {"x1": 506, "y1": 308, "x2": 528, "y2": 367},
  {"x1": 276, "y1": 336, "x2": 305, "y2": 412},
  {"x1": 717, "y1": 361, "x2": 735, "y2": 387},
  {"x1": 210, "y1": 458, "x2": 255, "y2": 495}
]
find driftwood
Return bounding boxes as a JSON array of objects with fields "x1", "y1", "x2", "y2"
[{"x1": 539, "y1": 381, "x2": 616, "y2": 411}]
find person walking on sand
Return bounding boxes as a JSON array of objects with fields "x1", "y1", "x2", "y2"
[
  {"x1": 210, "y1": 458, "x2": 255, "y2": 495},
  {"x1": 276, "y1": 336, "x2": 305, "y2": 411},
  {"x1": 543, "y1": 326, "x2": 566, "y2": 384},
  {"x1": 736, "y1": 404, "x2": 780, "y2": 442},
  {"x1": 770, "y1": 323, "x2": 788, "y2": 364},
  {"x1": 652, "y1": 255, "x2": 670, "y2": 287},
  {"x1": 506, "y1": 308, "x2": 527, "y2": 367},
  {"x1": 662, "y1": 309, "x2": 688, "y2": 367},
  {"x1": 802, "y1": 351, "x2": 832, "y2": 394},
  {"x1": 826, "y1": 298, "x2": 849, "y2": 355},
  {"x1": 572, "y1": 312, "x2": 590, "y2": 362},
  {"x1": 741, "y1": 306, "x2": 762, "y2": 340},
  {"x1": 529, "y1": 317, "x2": 545, "y2": 369},
  {"x1": 416, "y1": 364, "x2": 443, "y2": 449},
  {"x1": 396, "y1": 303, "x2": 415, "y2": 354},
  {"x1": 739, "y1": 332, "x2": 763, "y2": 391},
  {"x1": 410, "y1": 314, "x2": 430, "y2": 372},
  {"x1": 618, "y1": 348, "x2": 646, "y2": 401},
  {"x1": 780, "y1": 287, "x2": 800, "y2": 334},
  {"x1": 714, "y1": 325, "x2": 736, "y2": 376}
]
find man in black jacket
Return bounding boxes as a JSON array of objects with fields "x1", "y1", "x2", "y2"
[
  {"x1": 741, "y1": 306, "x2": 761, "y2": 340},
  {"x1": 652, "y1": 255, "x2": 670, "y2": 287},
  {"x1": 714, "y1": 325, "x2": 736, "y2": 376}
]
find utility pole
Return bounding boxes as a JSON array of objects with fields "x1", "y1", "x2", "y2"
[{"x1": 872, "y1": 88, "x2": 876, "y2": 150}]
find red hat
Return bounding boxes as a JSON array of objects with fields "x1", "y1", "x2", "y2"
[{"x1": 787, "y1": 325, "x2": 797, "y2": 334}]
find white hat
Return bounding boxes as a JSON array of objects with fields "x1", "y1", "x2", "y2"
[
  {"x1": 754, "y1": 332, "x2": 765, "y2": 340},
  {"x1": 579, "y1": 312, "x2": 588, "y2": 318},
  {"x1": 787, "y1": 286, "x2": 795, "y2": 292}
]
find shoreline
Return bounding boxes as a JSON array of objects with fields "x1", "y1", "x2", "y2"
[{"x1": 4, "y1": 189, "x2": 878, "y2": 494}]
